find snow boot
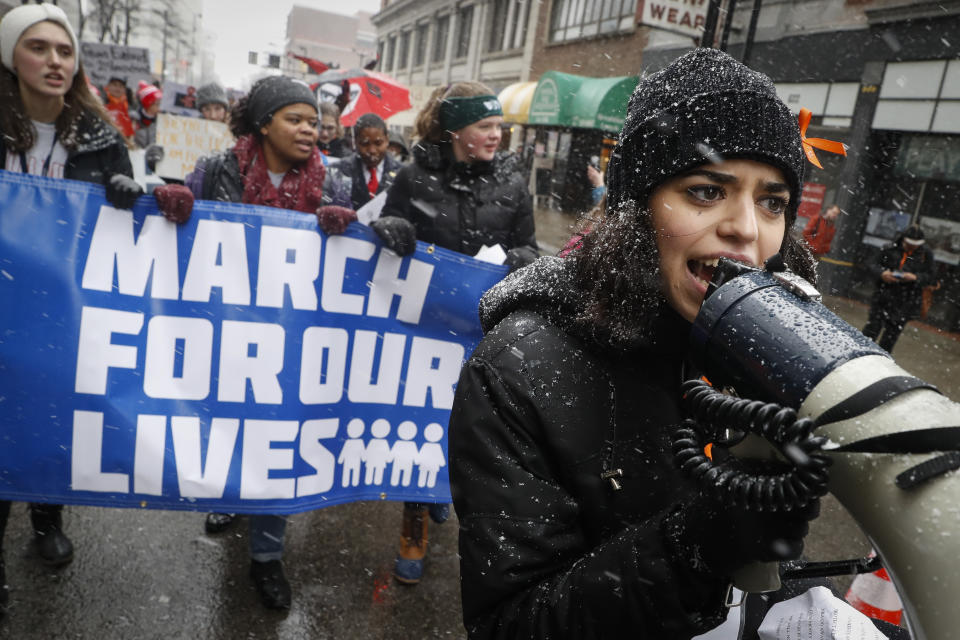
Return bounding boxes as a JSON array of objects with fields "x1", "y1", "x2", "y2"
[
  {"x1": 30, "y1": 505, "x2": 73, "y2": 567},
  {"x1": 394, "y1": 504, "x2": 428, "y2": 585},
  {"x1": 428, "y1": 503, "x2": 450, "y2": 524},
  {"x1": 250, "y1": 559, "x2": 291, "y2": 609},
  {"x1": 205, "y1": 512, "x2": 237, "y2": 534}
]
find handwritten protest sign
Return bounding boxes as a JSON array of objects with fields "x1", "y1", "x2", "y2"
[
  {"x1": 79, "y1": 41, "x2": 152, "y2": 91},
  {"x1": 155, "y1": 113, "x2": 234, "y2": 180},
  {"x1": 0, "y1": 172, "x2": 507, "y2": 514}
]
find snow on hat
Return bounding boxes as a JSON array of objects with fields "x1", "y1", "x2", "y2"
[
  {"x1": 0, "y1": 3, "x2": 80, "y2": 76},
  {"x1": 196, "y1": 82, "x2": 228, "y2": 110},
  {"x1": 137, "y1": 80, "x2": 162, "y2": 110},
  {"x1": 606, "y1": 48, "x2": 804, "y2": 223},
  {"x1": 246, "y1": 75, "x2": 317, "y2": 129}
]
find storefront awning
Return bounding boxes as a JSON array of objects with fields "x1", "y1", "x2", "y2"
[
  {"x1": 497, "y1": 81, "x2": 538, "y2": 124},
  {"x1": 528, "y1": 71, "x2": 638, "y2": 131}
]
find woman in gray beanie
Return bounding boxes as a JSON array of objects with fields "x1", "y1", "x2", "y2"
[
  {"x1": 447, "y1": 48, "x2": 859, "y2": 639},
  {"x1": 196, "y1": 82, "x2": 229, "y2": 123}
]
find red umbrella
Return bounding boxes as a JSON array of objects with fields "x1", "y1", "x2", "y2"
[{"x1": 312, "y1": 69, "x2": 411, "y2": 127}]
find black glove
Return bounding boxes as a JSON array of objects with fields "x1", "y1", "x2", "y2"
[
  {"x1": 145, "y1": 145, "x2": 164, "y2": 172},
  {"x1": 663, "y1": 491, "x2": 820, "y2": 578},
  {"x1": 504, "y1": 246, "x2": 539, "y2": 272},
  {"x1": 105, "y1": 174, "x2": 144, "y2": 210},
  {"x1": 371, "y1": 216, "x2": 417, "y2": 256}
]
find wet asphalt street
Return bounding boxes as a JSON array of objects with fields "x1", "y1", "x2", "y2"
[{"x1": 0, "y1": 207, "x2": 956, "y2": 639}]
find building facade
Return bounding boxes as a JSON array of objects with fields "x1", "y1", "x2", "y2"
[
  {"x1": 371, "y1": 0, "x2": 542, "y2": 131},
  {"x1": 284, "y1": 7, "x2": 377, "y2": 79},
  {"x1": 638, "y1": 0, "x2": 960, "y2": 331}
]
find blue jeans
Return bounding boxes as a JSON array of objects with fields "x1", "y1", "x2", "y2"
[{"x1": 249, "y1": 514, "x2": 287, "y2": 562}]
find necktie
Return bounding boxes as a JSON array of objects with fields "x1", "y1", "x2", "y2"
[{"x1": 367, "y1": 167, "x2": 378, "y2": 197}]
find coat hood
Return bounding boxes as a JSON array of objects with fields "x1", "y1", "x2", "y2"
[{"x1": 480, "y1": 256, "x2": 690, "y2": 357}]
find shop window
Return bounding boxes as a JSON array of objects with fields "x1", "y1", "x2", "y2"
[
  {"x1": 397, "y1": 32, "x2": 410, "y2": 70},
  {"x1": 433, "y1": 15, "x2": 450, "y2": 63},
  {"x1": 414, "y1": 23, "x2": 428, "y2": 67},
  {"x1": 455, "y1": 6, "x2": 474, "y2": 59},
  {"x1": 550, "y1": 0, "x2": 637, "y2": 43},
  {"x1": 488, "y1": 0, "x2": 533, "y2": 52}
]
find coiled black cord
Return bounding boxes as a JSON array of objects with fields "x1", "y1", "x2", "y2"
[{"x1": 674, "y1": 379, "x2": 832, "y2": 512}]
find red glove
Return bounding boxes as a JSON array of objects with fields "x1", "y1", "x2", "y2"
[
  {"x1": 316, "y1": 205, "x2": 358, "y2": 235},
  {"x1": 153, "y1": 184, "x2": 194, "y2": 224}
]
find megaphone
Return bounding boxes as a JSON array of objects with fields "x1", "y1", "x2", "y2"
[{"x1": 684, "y1": 258, "x2": 959, "y2": 640}]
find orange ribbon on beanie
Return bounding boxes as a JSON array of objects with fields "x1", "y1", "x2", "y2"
[{"x1": 798, "y1": 108, "x2": 847, "y2": 169}]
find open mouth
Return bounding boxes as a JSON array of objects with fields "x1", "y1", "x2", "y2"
[{"x1": 687, "y1": 257, "x2": 719, "y2": 289}]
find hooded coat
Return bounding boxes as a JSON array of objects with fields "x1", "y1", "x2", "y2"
[
  {"x1": 0, "y1": 111, "x2": 132, "y2": 185},
  {"x1": 450, "y1": 256, "x2": 731, "y2": 639},
  {"x1": 379, "y1": 142, "x2": 537, "y2": 256}
]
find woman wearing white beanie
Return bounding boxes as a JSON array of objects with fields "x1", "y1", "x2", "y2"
[{"x1": 0, "y1": 2, "x2": 192, "y2": 616}]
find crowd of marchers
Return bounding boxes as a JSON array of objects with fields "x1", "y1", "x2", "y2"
[{"x1": 0, "y1": 3, "x2": 917, "y2": 638}]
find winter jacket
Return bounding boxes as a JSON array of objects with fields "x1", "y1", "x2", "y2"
[
  {"x1": 0, "y1": 111, "x2": 133, "y2": 186},
  {"x1": 801, "y1": 214, "x2": 836, "y2": 257},
  {"x1": 869, "y1": 237, "x2": 936, "y2": 320},
  {"x1": 319, "y1": 137, "x2": 350, "y2": 159},
  {"x1": 379, "y1": 142, "x2": 537, "y2": 256},
  {"x1": 186, "y1": 148, "x2": 351, "y2": 209},
  {"x1": 450, "y1": 257, "x2": 730, "y2": 639},
  {"x1": 333, "y1": 152, "x2": 402, "y2": 210}
]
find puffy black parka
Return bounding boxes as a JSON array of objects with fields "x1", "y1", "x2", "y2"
[
  {"x1": 0, "y1": 112, "x2": 132, "y2": 185},
  {"x1": 379, "y1": 142, "x2": 537, "y2": 256},
  {"x1": 450, "y1": 257, "x2": 729, "y2": 639}
]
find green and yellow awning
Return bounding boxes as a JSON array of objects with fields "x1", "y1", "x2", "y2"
[{"x1": 527, "y1": 71, "x2": 638, "y2": 131}]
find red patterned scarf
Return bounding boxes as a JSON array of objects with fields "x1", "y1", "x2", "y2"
[{"x1": 232, "y1": 134, "x2": 326, "y2": 213}]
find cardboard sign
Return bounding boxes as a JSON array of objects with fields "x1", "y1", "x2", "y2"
[
  {"x1": 160, "y1": 82, "x2": 201, "y2": 117},
  {"x1": 79, "y1": 41, "x2": 152, "y2": 92},
  {"x1": 154, "y1": 113, "x2": 233, "y2": 180}
]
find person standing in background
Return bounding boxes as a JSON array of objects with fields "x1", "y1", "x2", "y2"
[
  {"x1": 132, "y1": 80, "x2": 162, "y2": 148},
  {"x1": 196, "y1": 82, "x2": 229, "y2": 123},
  {"x1": 334, "y1": 113, "x2": 401, "y2": 210},
  {"x1": 102, "y1": 75, "x2": 135, "y2": 138},
  {"x1": 318, "y1": 101, "x2": 350, "y2": 159},
  {"x1": 863, "y1": 224, "x2": 935, "y2": 352},
  {"x1": 802, "y1": 203, "x2": 841, "y2": 257}
]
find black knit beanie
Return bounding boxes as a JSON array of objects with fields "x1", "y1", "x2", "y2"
[
  {"x1": 606, "y1": 48, "x2": 805, "y2": 224},
  {"x1": 246, "y1": 76, "x2": 318, "y2": 129}
]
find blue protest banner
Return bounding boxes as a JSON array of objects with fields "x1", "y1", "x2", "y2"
[{"x1": 0, "y1": 172, "x2": 507, "y2": 514}]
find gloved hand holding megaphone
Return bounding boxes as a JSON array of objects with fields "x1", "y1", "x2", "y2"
[{"x1": 679, "y1": 255, "x2": 959, "y2": 640}]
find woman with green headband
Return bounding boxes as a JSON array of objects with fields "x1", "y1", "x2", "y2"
[
  {"x1": 369, "y1": 82, "x2": 538, "y2": 268},
  {"x1": 376, "y1": 81, "x2": 539, "y2": 586}
]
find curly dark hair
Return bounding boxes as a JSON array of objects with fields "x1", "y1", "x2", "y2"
[
  {"x1": 572, "y1": 199, "x2": 817, "y2": 344},
  {"x1": 228, "y1": 91, "x2": 256, "y2": 139}
]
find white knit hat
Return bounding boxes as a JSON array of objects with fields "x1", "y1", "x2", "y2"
[{"x1": 0, "y1": 3, "x2": 80, "y2": 76}]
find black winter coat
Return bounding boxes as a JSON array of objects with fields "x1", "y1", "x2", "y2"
[
  {"x1": 0, "y1": 112, "x2": 132, "y2": 185},
  {"x1": 380, "y1": 142, "x2": 537, "y2": 256},
  {"x1": 870, "y1": 237, "x2": 935, "y2": 319},
  {"x1": 335, "y1": 152, "x2": 402, "y2": 210},
  {"x1": 450, "y1": 257, "x2": 729, "y2": 639}
]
